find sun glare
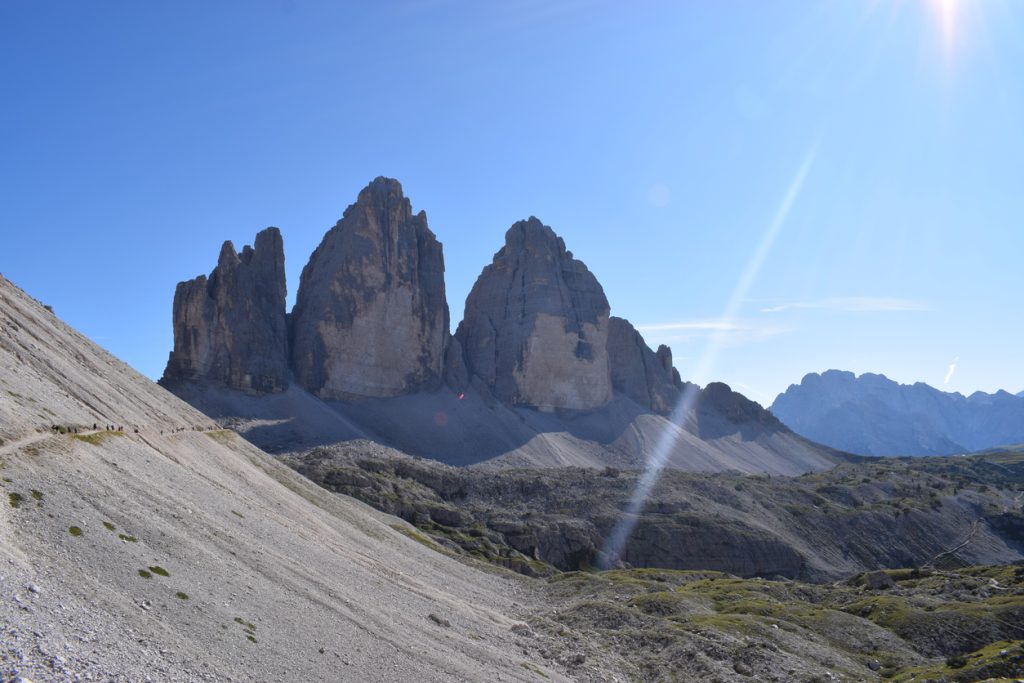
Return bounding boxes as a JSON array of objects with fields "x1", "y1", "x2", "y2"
[{"x1": 933, "y1": 0, "x2": 957, "y2": 51}]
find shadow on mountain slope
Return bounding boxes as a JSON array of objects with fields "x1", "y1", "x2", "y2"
[{"x1": 170, "y1": 379, "x2": 843, "y2": 476}]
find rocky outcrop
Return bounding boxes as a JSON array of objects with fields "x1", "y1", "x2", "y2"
[
  {"x1": 290, "y1": 178, "x2": 449, "y2": 399},
  {"x1": 695, "y1": 382, "x2": 784, "y2": 439},
  {"x1": 456, "y1": 217, "x2": 612, "y2": 411},
  {"x1": 606, "y1": 317, "x2": 680, "y2": 414},
  {"x1": 288, "y1": 442, "x2": 1024, "y2": 581},
  {"x1": 161, "y1": 228, "x2": 288, "y2": 393},
  {"x1": 656, "y1": 344, "x2": 683, "y2": 387}
]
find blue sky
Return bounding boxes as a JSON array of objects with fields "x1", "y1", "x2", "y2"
[{"x1": 2, "y1": 1, "x2": 1022, "y2": 404}]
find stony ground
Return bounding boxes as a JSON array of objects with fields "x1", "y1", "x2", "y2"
[
  {"x1": 0, "y1": 274, "x2": 581, "y2": 682},
  {"x1": 523, "y1": 564, "x2": 1024, "y2": 682},
  {"x1": 285, "y1": 441, "x2": 1024, "y2": 582}
]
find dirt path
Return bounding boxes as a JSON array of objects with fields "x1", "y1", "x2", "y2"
[{"x1": 0, "y1": 431, "x2": 52, "y2": 457}]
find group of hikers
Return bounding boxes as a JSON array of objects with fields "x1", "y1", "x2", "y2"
[
  {"x1": 48, "y1": 423, "x2": 214, "y2": 436},
  {"x1": 50, "y1": 423, "x2": 132, "y2": 434}
]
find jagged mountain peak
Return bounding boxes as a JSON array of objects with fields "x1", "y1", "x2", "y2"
[
  {"x1": 161, "y1": 226, "x2": 288, "y2": 394},
  {"x1": 456, "y1": 217, "x2": 611, "y2": 411},
  {"x1": 772, "y1": 370, "x2": 1024, "y2": 456},
  {"x1": 290, "y1": 178, "x2": 448, "y2": 399}
]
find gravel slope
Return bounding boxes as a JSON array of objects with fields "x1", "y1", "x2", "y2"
[{"x1": 0, "y1": 273, "x2": 578, "y2": 682}]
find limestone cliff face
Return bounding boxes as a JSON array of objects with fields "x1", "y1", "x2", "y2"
[
  {"x1": 456, "y1": 217, "x2": 612, "y2": 411},
  {"x1": 161, "y1": 228, "x2": 288, "y2": 393},
  {"x1": 290, "y1": 178, "x2": 449, "y2": 399},
  {"x1": 606, "y1": 317, "x2": 680, "y2": 414}
]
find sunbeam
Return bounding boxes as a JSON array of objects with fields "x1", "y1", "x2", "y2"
[{"x1": 597, "y1": 144, "x2": 820, "y2": 569}]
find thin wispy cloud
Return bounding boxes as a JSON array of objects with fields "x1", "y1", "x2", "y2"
[
  {"x1": 944, "y1": 356, "x2": 959, "y2": 385},
  {"x1": 636, "y1": 321, "x2": 740, "y2": 332},
  {"x1": 636, "y1": 320, "x2": 790, "y2": 348},
  {"x1": 758, "y1": 296, "x2": 929, "y2": 314}
]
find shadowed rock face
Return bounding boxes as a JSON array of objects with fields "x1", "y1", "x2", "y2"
[
  {"x1": 607, "y1": 317, "x2": 681, "y2": 414},
  {"x1": 161, "y1": 228, "x2": 288, "y2": 394},
  {"x1": 456, "y1": 217, "x2": 612, "y2": 411},
  {"x1": 290, "y1": 177, "x2": 449, "y2": 399}
]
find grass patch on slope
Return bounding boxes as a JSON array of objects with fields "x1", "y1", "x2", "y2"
[
  {"x1": 540, "y1": 564, "x2": 1024, "y2": 681},
  {"x1": 204, "y1": 430, "x2": 235, "y2": 444},
  {"x1": 73, "y1": 431, "x2": 123, "y2": 446},
  {"x1": 389, "y1": 523, "x2": 446, "y2": 553}
]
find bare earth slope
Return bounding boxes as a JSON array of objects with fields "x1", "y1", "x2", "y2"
[{"x1": 0, "y1": 274, "x2": 572, "y2": 682}]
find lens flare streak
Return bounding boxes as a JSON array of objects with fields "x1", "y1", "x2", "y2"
[{"x1": 598, "y1": 145, "x2": 819, "y2": 569}]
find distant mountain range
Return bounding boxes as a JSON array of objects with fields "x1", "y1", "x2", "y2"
[{"x1": 771, "y1": 370, "x2": 1024, "y2": 456}]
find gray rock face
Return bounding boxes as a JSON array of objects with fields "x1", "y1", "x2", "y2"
[
  {"x1": 656, "y1": 344, "x2": 684, "y2": 387},
  {"x1": 606, "y1": 317, "x2": 680, "y2": 414},
  {"x1": 161, "y1": 228, "x2": 288, "y2": 394},
  {"x1": 771, "y1": 370, "x2": 1024, "y2": 456},
  {"x1": 456, "y1": 217, "x2": 612, "y2": 411},
  {"x1": 290, "y1": 177, "x2": 449, "y2": 399}
]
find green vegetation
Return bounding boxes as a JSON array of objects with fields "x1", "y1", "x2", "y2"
[
  {"x1": 889, "y1": 640, "x2": 1024, "y2": 682},
  {"x1": 68, "y1": 526, "x2": 82, "y2": 536},
  {"x1": 234, "y1": 616, "x2": 257, "y2": 643},
  {"x1": 389, "y1": 523, "x2": 446, "y2": 553},
  {"x1": 175, "y1": 591, "x2": 189, "y2": 600},
  {"x1": 30, "y1": 489, "x2": 42, "y2": 500},
  {"x1": 205, "y1": 430, "x2": 235, "y2": 444},
  {"x1": 8, "y1": 492, "x2": 24, "y2": 508},
  {"x1": 103, "y1": 521, "x2": 116, "y2": 531},
  {"x1": 73, "y1": 431, "x2": 123, "y2": 446},
  {"x1": 148, "y1": 566, "x2": 169, "y2": 577},
  {"x1": 519, "y1": 661, "x2": 549, "y2": 679},
  {"x1": 538, "y1": 564, "x2": 1024, "y2": 681},
  {"x1": 138, "y1": 569, "x2": 152, "y2": 579},
  {"x1": 118, "y1": 533, "x2": 137, "y2": 543}
]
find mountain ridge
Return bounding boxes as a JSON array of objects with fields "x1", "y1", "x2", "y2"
[{"x1": 771, "y1": 369, "x2": 1024, "y2": 456}]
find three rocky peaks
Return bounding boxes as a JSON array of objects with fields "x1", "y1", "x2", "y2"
[{"x1": 162, "y1": 177, "x2": 683, "y2": 413}]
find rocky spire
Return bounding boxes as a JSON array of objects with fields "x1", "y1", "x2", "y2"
[
  {"x1": 161, "y1": 227, "x2": 288, "y2": 393},
  {"x1": 455, "y1": 217, "x2": 612, "y2": 411},
  {"x1": 606, "y1": 317, "x2": 681, "y2": 414},
  {"x1": 289, "y1": 177, "x2": 449, "y2": 399}
]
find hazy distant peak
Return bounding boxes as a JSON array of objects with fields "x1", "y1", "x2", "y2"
[{"x1": 771, "y1": 369, "x2": 1024, "y2": 456}]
